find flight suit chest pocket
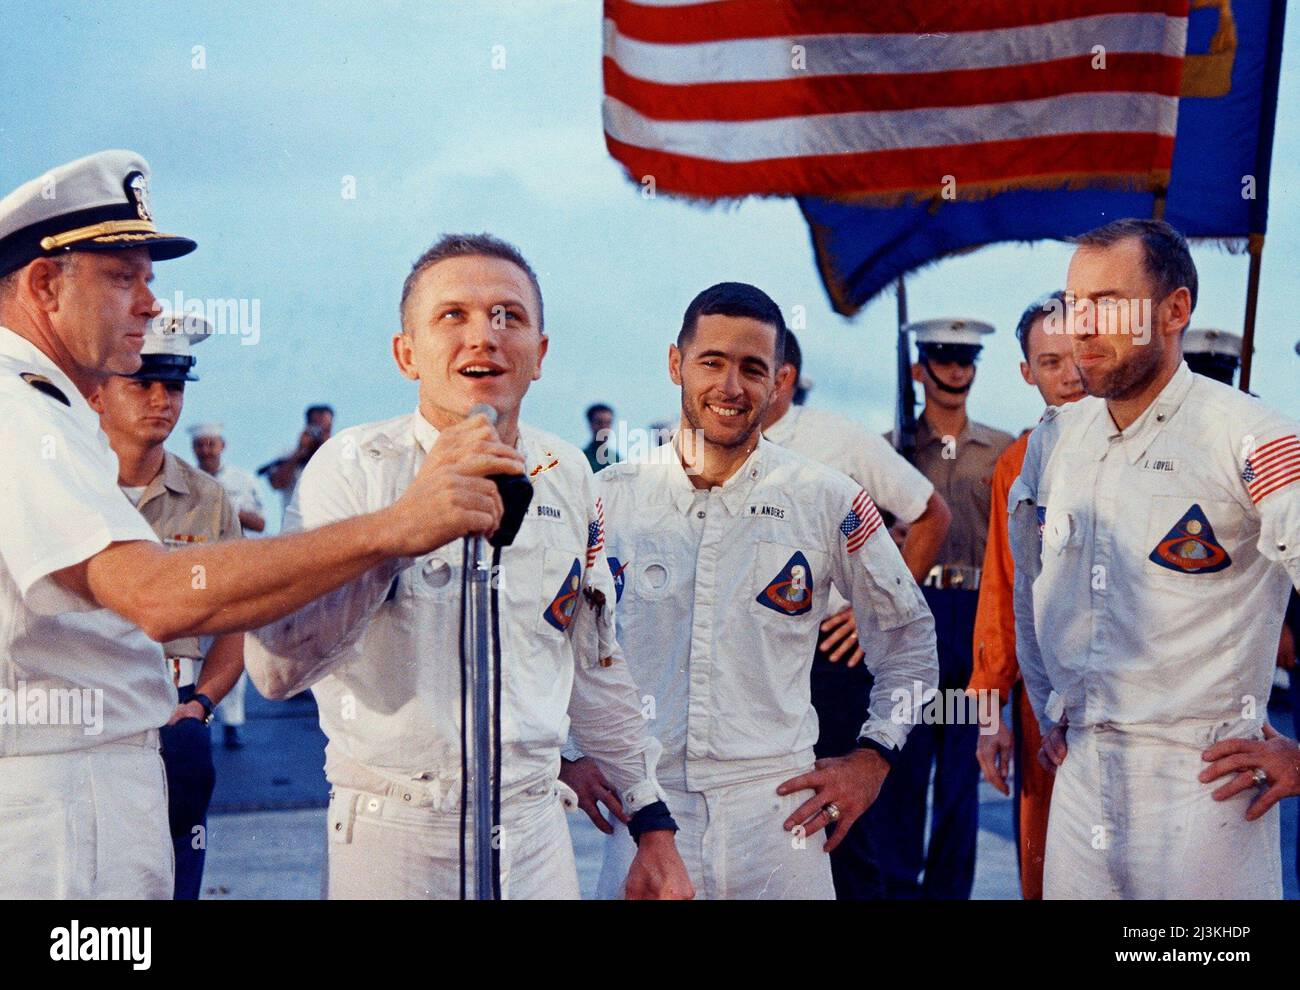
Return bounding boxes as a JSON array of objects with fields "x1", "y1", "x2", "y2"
[
  {"x1": 748, "y1": 540, "x2": 822, "y2": 619},
  {"x1": 537, "y1": 545, "x2": 585, "y2": 636},
  {"x1": 1142, "y1": 496, "x2": 1240, "y2": 581}
]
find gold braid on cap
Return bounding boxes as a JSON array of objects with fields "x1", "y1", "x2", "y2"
[{"x1": 39, "y1": 219, "x2": 158, "y2": 251}]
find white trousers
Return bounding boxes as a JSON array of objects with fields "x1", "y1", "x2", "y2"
[
  {"x1": 596, "y1": 773, "x2": 835, "y2": 900},
  {"x1": 1043, "y1": 723, "x2": 1282, "y2": 899},
  {"x1": 326, "y1": 776, "x2": 580, "y2": 900},
  {"x1": 0, "y1": 734, "x2": 173, "y2": 899}
]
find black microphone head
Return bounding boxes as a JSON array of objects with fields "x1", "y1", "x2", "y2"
[{"x1": 469, "y1": 403, "x2": 498, "y2": 426}]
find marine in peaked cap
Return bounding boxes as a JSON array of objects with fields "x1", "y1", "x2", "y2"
[
  {"x1": 134, "y1": 313, "x2": 213, "y2": 383},
  {"x1": 866, "y1": 314, "x2": 1012, "y2": 900},
  {"x1": 1183, "y1": 328, "x2": 1243, "y2": 386},
  {"x1": 88, "y1": 308, "x2": 242, "y2": 900}
]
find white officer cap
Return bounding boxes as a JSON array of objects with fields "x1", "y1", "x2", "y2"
[
  {"x1": 1184, "y1": 328, "x2": 1242, "y2": 359},
  {"x1": 132, "y1": 313, "x2": 212, "y2": 383},
  {"x1": 904, "y1": 318, "x2": 996, "y2": 347},
  {"x1": 0, "y1": 150, "x2": 196, "y2": 278},
  {"x1": 188, "y1": 422, "x2": 225, "y2": 440}
]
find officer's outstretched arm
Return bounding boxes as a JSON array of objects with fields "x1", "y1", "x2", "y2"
[{"x1": 51, "y1": 415, "x2": 519, "y2": 642}]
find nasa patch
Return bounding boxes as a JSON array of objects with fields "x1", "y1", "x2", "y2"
[
  {"x1": 1148, "y1": 503, "x2": 1231, "y2": 574},
  {"x1": 543, "y1": 558, "x2": 583, "y2": 631},
  {"x1": 755, "y1": 551, "x2": 814, "y2": 616},
  {"x1": 607, "y1": 556, "x2": 627, "y2": 603}
]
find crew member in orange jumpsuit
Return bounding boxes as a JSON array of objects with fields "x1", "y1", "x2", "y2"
[{"x1": 970, "y1": 291, "x2": 1083, "y2": 900}]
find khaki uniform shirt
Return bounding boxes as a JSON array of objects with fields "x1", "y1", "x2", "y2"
[
  {"x1": 130, "y1": 452, "x2": 242, "y2": 660},
  {"x1": 912, "y1": 415, "x2": 1014, "y2": 570}
]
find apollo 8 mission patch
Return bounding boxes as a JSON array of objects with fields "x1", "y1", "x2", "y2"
[{"x1": 1148, "y1": 503, "x2": 1231, "y2": 574}]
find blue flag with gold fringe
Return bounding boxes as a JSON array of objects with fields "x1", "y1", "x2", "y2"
[{"x1": 799, "y1": 0, "x2": 1286, "y2": 315}]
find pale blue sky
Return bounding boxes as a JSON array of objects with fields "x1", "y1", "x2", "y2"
[{"x1": 2, "y1": 1, "x2": 1297, "y2": 525}]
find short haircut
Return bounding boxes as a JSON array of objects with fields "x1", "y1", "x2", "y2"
[
  {"x1": 1014, "y1": 290, "x2": 1067, "y2": 360},
  {"x1": 781, "y1": 328, "x2": 803, "y2": 376},
  {"x1": 305, "y1": 404, "x2": 334, "y2": 421},
  {"x1": 677, "y1": 281, "x2": 786, "y2": 367},
  {"x1": 0, "y1": 255, "x2": 74, "y2": 303},
  {"x1": 400, "y1": 232, "x2": 544, "y2": 330},
  {"x1": 585, "y1": 403, "x2": 613, "y2": 423},
  {"x1": 1071, "y1": 218, "x2": 1198, "y2": 313}
]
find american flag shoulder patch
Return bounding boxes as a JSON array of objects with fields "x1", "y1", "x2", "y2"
[
  {"x1": 840, "y1": 489, "x2": 882, "y2": 554},
  {"x1": 586, "y1": 497, "x2": 606, "y2": 566},
  {"x1": 1241, "y1": 434, "x2": 1300, "y2": 504}
]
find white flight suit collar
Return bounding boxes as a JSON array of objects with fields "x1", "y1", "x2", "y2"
[
  {"x1": 409, "y1": 408, "x2": 540, "y2": 472},
  {"x1": 1092, "y1": 360, "x2": 1195, "y2": 465},
  {"x1": 664, "y1": 431, "x2": 767, "y2": 517}
]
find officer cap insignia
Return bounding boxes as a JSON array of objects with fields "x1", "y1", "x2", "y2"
[
  {"x1": 756, "y1": 550, "x2": 814, "y2": 616},
  {"x1": 20, "y1": 372, "x2": 70, "y2": 406},
  {"x1": 126, "y1": 171, "x2": 153, "y2": 222},
  {"x1": 1148, "y1": 503, "x2": 1231, "y2": 574}
]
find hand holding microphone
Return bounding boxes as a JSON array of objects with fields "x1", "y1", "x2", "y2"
[
  {"x1": 387, "y1": 405, "x2": 526, "y2": 556},
  {"x1": 468, "y1": 404, "x2": 535, "y2": 548}
]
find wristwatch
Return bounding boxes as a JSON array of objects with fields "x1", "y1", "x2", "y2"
[
  {"x1": 191, "y1": 692, "x2": 216, "y2": 725},
  {"x1": 856, "y1": 736, "x2": 898, "y2": 767}
]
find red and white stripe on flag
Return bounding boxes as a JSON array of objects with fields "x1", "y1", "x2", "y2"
[
  {"x1": 587, "y1": 497, "x2": 607, "y2": 566},
  {"x1": 841, "y1": 489, "x2": 883, "y2": 554},
  {"x1": 1242, "y1": 435, "x2": 1300, "y2": 504},
  {"x1": 603, "y1": 0, "x2": 1189, "y2": 200}
]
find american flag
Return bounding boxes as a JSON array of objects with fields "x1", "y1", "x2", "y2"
[
  {"x1": 603, "y1": 0, "x2": 1188, "y2": 200},
  {"x1": 841, "y1": 489, "x2": 883, "y2": 554},
  {"x1": 587, "y1": 497, "x2": 607, "y2": 567},
  {"x1": 1242, "y1": 434, "x2": 1300, "y2": 505}
]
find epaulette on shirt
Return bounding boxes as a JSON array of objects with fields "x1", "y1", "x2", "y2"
[
  {"x1": 596, "y1": 461, "x2": 641, "y2": 484},
  {"x1": 19, "y1": 372, "x2": 70, "y2": 407}
]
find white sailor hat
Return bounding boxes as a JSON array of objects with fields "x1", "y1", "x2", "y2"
[
  {"x1": 1183, "y1": 328, "x2": 1243, "y2": 359},
  {"x1": 188, "y1": 421, "x2": 225, "y2": 440},
  {"x1": 0, "y1": 150, "x2": 196, "y2": 278},
  {"x1": 133, "y1": 313, "x2": 213, "y2": 383}
]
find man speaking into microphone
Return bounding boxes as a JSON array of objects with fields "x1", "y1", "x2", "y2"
[{"x1": 245, "y1": 234, "x2": 692, "y2": 899}]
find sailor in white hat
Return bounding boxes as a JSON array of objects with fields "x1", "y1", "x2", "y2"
[
  {"x1": 188, "y1": 419, "x2": 266, "y2": 535},
  {"x1": 187, "y1": 416, "x2": 264, "y2": 750},
  {"x1": 864, "y1": 316, "x2": 1013, "y2": 899},
  {"x1": 0, "y1": 152, "x2": 521, "y2": 898},
  {"x1": 1183, "y1": 328, "x2": 1244, "y2": 386}
]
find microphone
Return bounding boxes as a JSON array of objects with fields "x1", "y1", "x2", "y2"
[
  {"x1": 469, "y1": 403, "x2": 498, "y2": 426},
  {"x1": 468, "y1": 404, "x2": 533, "y2": 548}
]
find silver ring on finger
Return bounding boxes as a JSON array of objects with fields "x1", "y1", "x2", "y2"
[
  {"x1": 1252, "y1": 768, "x2": 1268, "y2": 786},
  {"x1": 823, "y1": 802, "x2": 841, "y2": 822}
]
